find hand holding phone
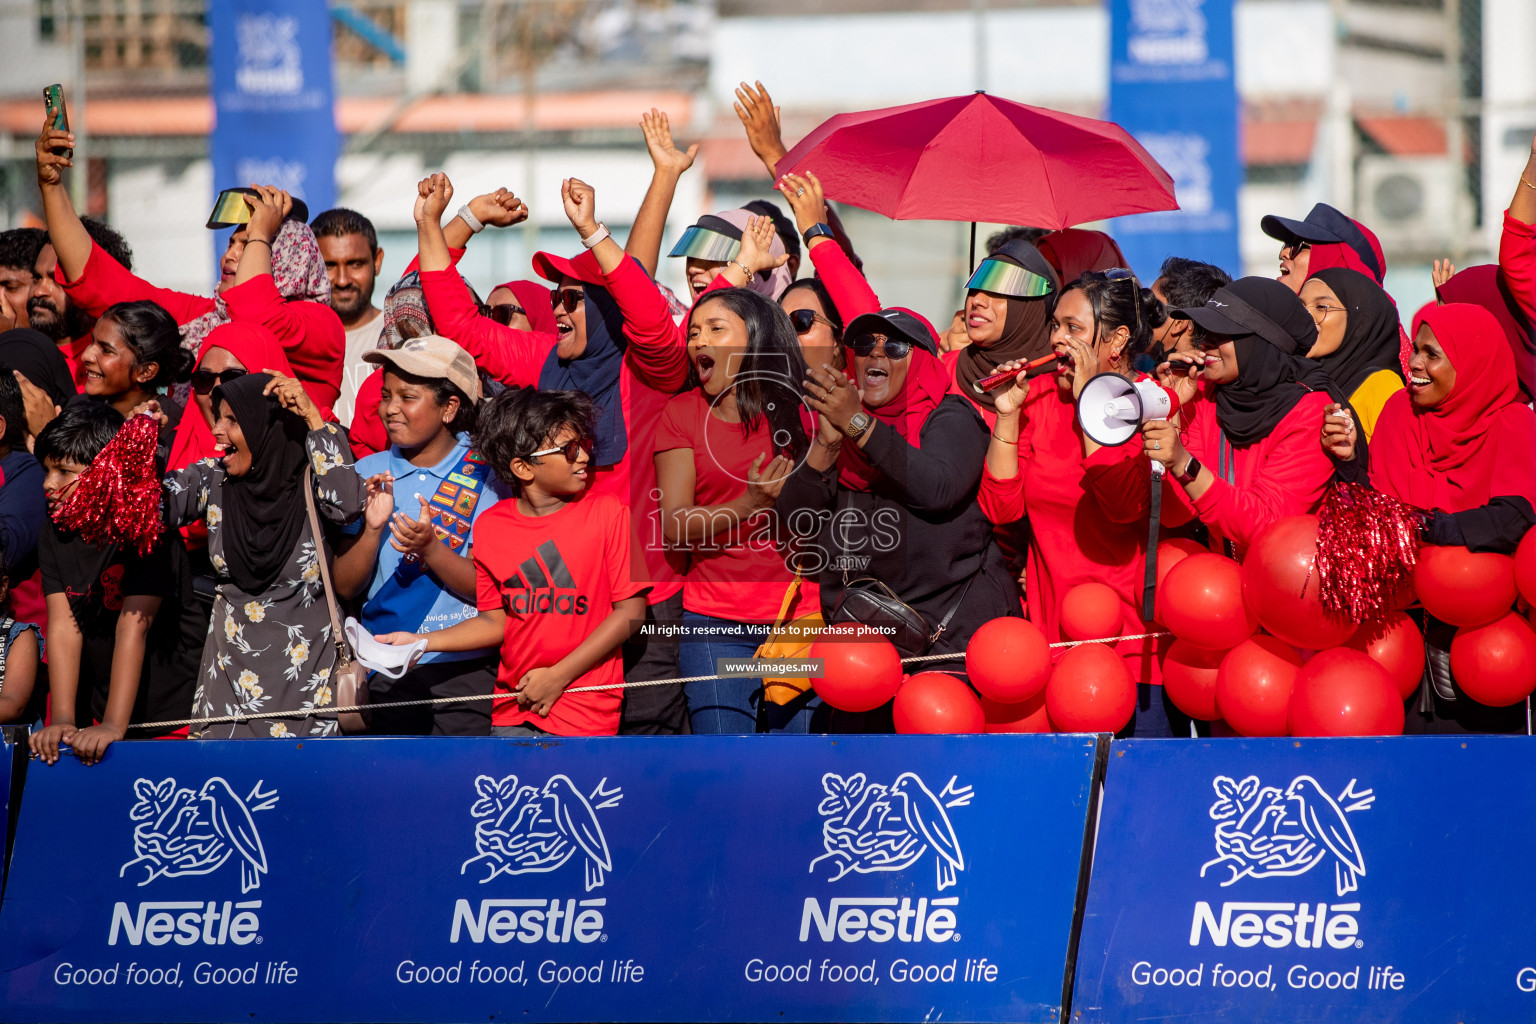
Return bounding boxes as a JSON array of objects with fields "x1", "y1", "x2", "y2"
[{"x1": 43, "y1": 84, "x2": 72, "y2": 160}]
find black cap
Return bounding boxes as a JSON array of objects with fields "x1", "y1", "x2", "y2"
[
  {"x1": 988, "y1": 238, "x2": 1060, "y2": 290},
  {"x1": 844, "y1": 307, "x2": 939, "y2": 356},
  {"x1": 1169, "y1": 276, "x2": 1316, "y2": 354},
  {"x1": 1260, "y1": 202, "x2": 1382, "y2": 280}
]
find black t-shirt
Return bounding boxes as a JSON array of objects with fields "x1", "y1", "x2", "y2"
[{"x1": 39, "y1": 525, "x2": 206, "y2": 735}]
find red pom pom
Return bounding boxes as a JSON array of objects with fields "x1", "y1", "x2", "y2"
[
  {"x1": 51, "y1": 414, "x2": 165, "y2": 556},
  {"x1": 1315, "y1": 482, "x2": 1424, "y2": 622}
]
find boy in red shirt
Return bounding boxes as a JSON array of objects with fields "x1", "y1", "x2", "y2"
[{"x1": 377, "y1": 389, "x2": 648, "y2": 735}]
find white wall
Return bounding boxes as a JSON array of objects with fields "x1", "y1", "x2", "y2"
[{"x1": 108, "y1": 161, "x2": 217, "y2": 295}]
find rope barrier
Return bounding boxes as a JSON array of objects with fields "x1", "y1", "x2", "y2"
[{"x1": 122, "y1": 631, "x2": 1172, "y2": 732}]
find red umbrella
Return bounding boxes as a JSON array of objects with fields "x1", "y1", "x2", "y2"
[{"x1": 776, "y1": 92, "x2": 1178, "y2": 231}]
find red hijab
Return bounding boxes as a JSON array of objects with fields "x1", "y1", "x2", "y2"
[
  {"x1": 839, "y1": 309, "x2": 952, "y2": 491},
  {"x1": 498, "y1": 279, "x2": 558, "y2": 336},
  {"x1": 167, "y1": 323, "x2": 294, "y2": 471},
  {"x1": 1370, "y1": 303, "x2": 1536, "y2": 513},
  {"x1": 1036, "y1": 230, "x2": 1128, "y2": 283},
  {"x1": 1435, "y1": 264, "x2": 1536, "y2": 401}
]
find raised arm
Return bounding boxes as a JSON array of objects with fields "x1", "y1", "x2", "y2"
[
  {"x1": 34, "y1": 108, "x2": 92, "y2": 283},
  {"x1": 628, "y1": 110, "x2": 699, "y2": 277},
  {"x1": 779, "y1": 172, "x2": 879, "y2": 320}
]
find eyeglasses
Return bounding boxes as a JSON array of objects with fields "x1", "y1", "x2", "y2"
[
  {"x1": 487, "y1": 303, "x2": 526, "y2": 326},
  {"x1": 788, "y1": 308, "x2": 838, "y2": 336},
  {"x1": 190, "y1": 367, "x2": 247, "y2": 394},
  {"x1": 1307, "y1": 302, "x2": 1345, "y2": 326},
  {"x1": 525, "y1": 435, "x2": 595, "y2": 463},
  {"x1": 846, "y1": 333, "x2": 912, "y2": 360},
  {"x1": 1101, "y1": 267, "x2": 1143, "y2": 338},
  {"x1": 550, "y1": 287, "x2": 583, "y2": 314}
]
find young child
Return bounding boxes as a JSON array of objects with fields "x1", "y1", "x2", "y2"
[
  {"x1": 377, "y1": 389, "x2": 648, "y2": 736},
  {"x1": 333, "y1": 335, "x2": 507, "y2": 735},
  {"x1": 0, "y1": 553, "x2": 44, "y2": 726},
  {"x1": 30, "y1": 403, "x2": 203, "y2": 764}
]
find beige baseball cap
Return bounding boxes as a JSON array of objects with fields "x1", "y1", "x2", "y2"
[{"x1": 364, "y1": 334, "x2": 482, "y2": 403}]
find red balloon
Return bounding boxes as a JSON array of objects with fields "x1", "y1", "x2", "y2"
[
  {"x1": 1160, "y1": 553, "x2": 1257, "y2": 651},
  {"x1": 980, "y1": 691, "x2": 1050, "y2": 733},
  {"x1": 809, "y1": 626, "x2": 903, "y2": 712},
  {"x1": 1449, "y1": 612, "x2": 1536, "y2": 707},
  {"x1": 1346, "y1": 613, "x2": 1425, "y2": 699},
  {"x1": 1045, "y1": 644, "x2": 1136, "y2": 733},
  {"x1": 1161, "y1": 639, "x2": 1225, "y2": 720},
  {"x1": 1060, "y1": 582, "x2": 1124, "y2": 642},
  {"x1": 1154, "y1": 538, "x2": 1209, "y2": 624},
  {"x1": 1240, "y1": 515, "x2": 1357, "y2": 649},
  {"x1": 1216, "y1": 636, "x2": 1302, "y2": 736},
  {"x1": 1414, "y1": 545, "x2": 1518, "y2": 628},
  {"x1": 1288, "y1": 648, "x2": 1404, "y2": 736},
  {"x1": 893, "y1": 672, "x2": 986, "y2": 734},
  {"x1": 965, "y1": 617, "x2": 1051, "y2": 703},
  {"x1": 1516, "y1": 528, "x2": 1536, "y2": 607}
]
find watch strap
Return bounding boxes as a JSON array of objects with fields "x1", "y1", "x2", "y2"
[
  {"x1": 1175, "y1": 455, "x2": 1202, "y2": 485},
  {"x1": 802, "y1": 223, "x2": 836, "y2": 244},
  {"x1": 456, "y1": 205, "x2": 485, "y2": 234},
  {"x1": 843, "y1": 412, "x2": 872, "y2": 439},
  {"x1": 580, "y1": 222, "x2": 611, "y2": 249}
]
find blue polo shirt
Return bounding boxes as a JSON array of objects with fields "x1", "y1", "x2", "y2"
[{"x1": 346, "y1": 433, "x2": 510, "y2": 664}]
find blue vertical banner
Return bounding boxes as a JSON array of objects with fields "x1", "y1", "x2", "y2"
[
  {"x1": 1107, "y1": 0, "x2": 1241, "y2": 277},
  {"x1": 209, "y1": 0, "x2": 338, "y2": 217}
]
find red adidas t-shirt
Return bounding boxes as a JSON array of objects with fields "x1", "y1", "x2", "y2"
[
  {"x1": 653, "y1": 390, "x2": 813, "y2": 624},
  {"x1": 473, "y1": 493, "x2": 648, "y2": 735}
]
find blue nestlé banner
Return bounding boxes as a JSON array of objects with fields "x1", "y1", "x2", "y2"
[
  {"x1": 1072, "y1": 737, "x2": 1536, "y2": 1022},
  {"x1": 1107, "y1": 0, "x2": 1241, "y2": 277},
  {"x1": 209, "y1": 0, "x2": 338, "y2": 220},
  {"x1": 0, "y1": 727, "x2": 16, "y2": 891},
  {"x1": 0, "y1": 735, "x2": 1100, "y2": 1023}
]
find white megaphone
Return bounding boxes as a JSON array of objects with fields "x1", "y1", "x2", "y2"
[{"x1": 1075, "y1": 372, "x2": 1181, "y2": 447}]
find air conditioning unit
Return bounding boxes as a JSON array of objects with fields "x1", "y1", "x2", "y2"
[{"x1": 1356, "y1": 155, "x2": 1466, "y2": 256}]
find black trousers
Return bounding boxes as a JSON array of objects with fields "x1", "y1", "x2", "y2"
[
  {"x1": 366, "y1": 656, "x2": 497, "y2": 736},
  {"x1": 619, "y1": 591, "x2": 691, "y2": 735}
]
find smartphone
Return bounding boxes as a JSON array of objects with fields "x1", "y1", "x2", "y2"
[{"x1": 43, "y1": 84, "x2": 72, "y2": 160}]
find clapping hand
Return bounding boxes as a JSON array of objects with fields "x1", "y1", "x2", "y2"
[
  {"x1": 744, "y1": 453, "x2": 794, "y2": 510},
  {"x1": 803, "y1": 363, "x2": 864, "y2": 436},
  {"x1": 364, "y1": 473, "x2": 395, "y2": 531},
  {"x1": 389, "y1": 493, "x2": 439, "y2": 557}
]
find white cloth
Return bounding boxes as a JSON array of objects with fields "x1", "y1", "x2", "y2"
[
  {"x1": 335, "y1": 313, "x2": 385, "y2": 426},
  {"x1": 345, "y1": 616, "x2": 427, "y2": 679}
]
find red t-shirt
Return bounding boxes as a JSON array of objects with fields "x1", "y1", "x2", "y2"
[
  {"x1": 653, "y1": 390, "x2": 807, "y2": 624},
  {"x1": 473, "y1": 493, "x2": 647, "y2": 736}
]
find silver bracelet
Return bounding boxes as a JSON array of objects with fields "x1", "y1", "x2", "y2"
[{"x1": 455, "y1": 204, "x2": 485, "y2": 234}]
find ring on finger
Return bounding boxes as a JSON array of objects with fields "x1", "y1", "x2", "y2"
[{"x1": 1152, "y1": 441, "x2": 1161, "y2": 450}]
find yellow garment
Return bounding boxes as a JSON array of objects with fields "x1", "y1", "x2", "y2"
[{"x1": 1349, "y1": 368, "x2": 1404, "y2": 442}]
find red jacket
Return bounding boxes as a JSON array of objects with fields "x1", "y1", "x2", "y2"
[
  {"x1": 1082, "y1": 389, "x2": 1334, "y2": 560},
  {"x1": 58, "y1": 240, "x2": 344, "y2": 408}
]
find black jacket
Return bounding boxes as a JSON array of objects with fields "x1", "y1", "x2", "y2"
[{"x1": 777, "y1": 396, "x2": 1020, "y2": 666}]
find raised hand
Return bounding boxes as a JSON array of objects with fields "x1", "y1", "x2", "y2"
[
  {"x1": 1062, "y1": 334, "x2": 1101, "y2": 400},
  {"x1": 1432, "y1": 258, "x2": 1457, "y2": 290},
  {"x1": 776, "y1": 171, "x2": 828, "y2": 235},
  {"x1": 640, "y1": 108, "x2": 698, "y2": 177},
  {"x1": 243, "y1": 184, "x2": 292, "y2": 244},
  {"x1": 469, "y1": 187, "x2": 528, "y2": 229},
  {"x1": 414, "y1": 172, "x2": 454, "y2": 225},
  {"x1": 1156, "y1": 352, "x2": 1202, "y2": 410},
  {"x1": 734, "y1": 81, "x2": 787, "y2": 176},
  {"x1": 561, "y1": 177, "x2": 598, "y2": 237},
  {"x1": 35, "y1": 111, "x2": 73, "y2": 189},
  {"x1": 261, "y1": 371, "x2": 323, "y2": 429},
  {"x1": 737, "y1": 214, "x2": 789, "y2": 276},
  {"x1": 15, "y1": 370, "x2": 60, "y2": 441}
]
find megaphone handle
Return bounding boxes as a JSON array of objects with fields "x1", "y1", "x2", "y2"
[{"x1": 1142, "y1": 461, "x2": 1164, "y2": 623}]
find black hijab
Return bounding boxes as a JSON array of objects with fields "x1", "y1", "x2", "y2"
[
  {"x1": 1218, "y1": 338, "x2": 1349, "y2": 448},
  {"x1": 1311, "y1": 268, "x2": 1404, "y2": 396},
  {"x1": 955, "y1": 240, "x2": 1058, "y2": 411},
  {"x1": 213, "y1": 372, "x2": 312, "y2": 594},
  {"x1": 0, "y1": 328, "x2": 77, "y2": 407}
]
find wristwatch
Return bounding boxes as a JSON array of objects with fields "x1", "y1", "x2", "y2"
[
  {"x1": 802, "y1": 223, "x2": 836, "y2": 245},
  {"x1": 1175, "y1": 455, "x2": 1202, "y2": 485},
  {"x1": 843, "y1": 411, "x2": 872, "y2": 440}
]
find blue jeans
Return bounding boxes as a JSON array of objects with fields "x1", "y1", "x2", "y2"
[{"x1": 679, "y1": 611, "x2": 824, "y2": 734}]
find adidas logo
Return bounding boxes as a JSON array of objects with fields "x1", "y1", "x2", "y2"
[{"x1": 502, "y1": 540, "x2": 590, "y2": 616}]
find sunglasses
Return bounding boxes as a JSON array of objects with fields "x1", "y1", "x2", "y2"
[
  {"x1": 526, "y1": 435, "x2": 595, "y2": 463},
  {"x1": 846, "y1": 334, "x2": 912, "y2": 359},
  {"x1": 486, "y1": 303, "x2": 526, "y2": 326},
  {"x1": 788, "y1": 308, "x2": 838, "y2": 336},
  {"x1": 190, "y1": 367, "x2": 247, "y2": 394},
  {"x1": 550, "y1": 287, "x2": 583, "y2": 314},
  {"x1": 1285, "y1": 241, "x2": 1311, "y2": 258}
]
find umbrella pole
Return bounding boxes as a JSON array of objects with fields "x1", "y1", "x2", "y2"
[{"x1": 969, "y1": 221, "x2": 977, "y2": 272}]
